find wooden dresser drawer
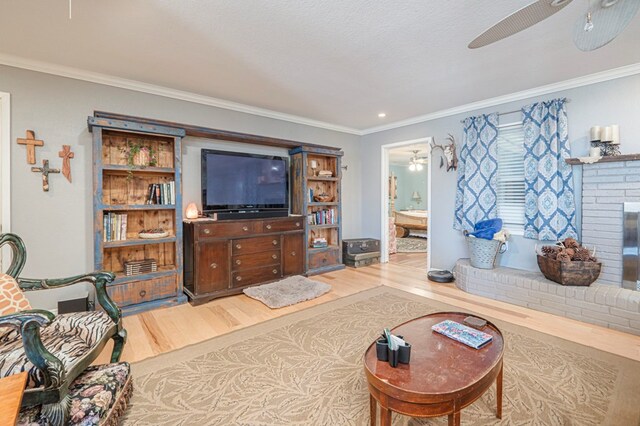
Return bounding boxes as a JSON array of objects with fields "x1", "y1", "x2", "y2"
[
  {"x1": 108, "y1": 276, "x2": 177, "y2": 307},
  {"x1": 232, "y1": 250, "x2": 280, "y2": 271},
  {"x1": 262, "y1": 218, "x2": 303, "y2": 233},
  {"x1": 232, "y1": 265, "x2": 281, "y2": 288},
  {"x1": 198, "y1": 221, "x2": 258, "y2": 239},
  {"x1": 232, "y1": 235, "x2": 280, "y2": 255},
  {"x1": 309, "y1": 248, "x2": 340, "y2": 270}
]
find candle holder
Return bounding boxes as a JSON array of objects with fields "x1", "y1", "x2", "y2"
[{"x1": 591, "y1": 140, "x2": 620, "y2": 157}]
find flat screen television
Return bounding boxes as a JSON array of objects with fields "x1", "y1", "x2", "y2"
[{"x1": 201, "y1": 149, "x2": 289, "y2": 218}]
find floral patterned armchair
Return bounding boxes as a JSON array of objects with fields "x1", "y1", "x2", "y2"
[{"x1": 0, "y1": 233, "x2": 126, "y2": 426}]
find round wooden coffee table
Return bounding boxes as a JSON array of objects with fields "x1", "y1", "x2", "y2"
[{"x1": 364, "y1": 312, "x2": 504, "y2": 426}]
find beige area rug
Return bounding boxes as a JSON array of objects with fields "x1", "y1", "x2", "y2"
[
  {"x1": 397, "y1": 237, "x2": 428, "y2": 253},
  {"x1": 242, "y1": 275, "x2": 331, "y2": 308},
  {"x1": 125, "y1": 287, "x2": 640, "y2": 425}
]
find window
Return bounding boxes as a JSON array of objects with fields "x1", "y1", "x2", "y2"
[{"x1": 496, "y1": 122, "x2": 525, "y2": 234}]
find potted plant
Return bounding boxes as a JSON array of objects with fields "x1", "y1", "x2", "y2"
[{"x1": 120, "y1": 142, "x2": 157, "y2": 179}]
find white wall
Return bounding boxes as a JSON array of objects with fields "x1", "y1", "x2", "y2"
[
  {"x1": 0, "y1": 65, "x2": 361, "y2": 309},
  {"x1": 361, "y1": 74, "x2": 640, "y2": 272},
  {"x1": 3, "y1": 63, "x2": 640, "y2": 309}
]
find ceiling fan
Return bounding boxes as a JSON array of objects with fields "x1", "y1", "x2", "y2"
[
  {"x1": 408, "y1": 150, "x2": 428, "y2": 171},
  {"x1": 468, "y1": 0, "x2": 640, "y2": 51}
]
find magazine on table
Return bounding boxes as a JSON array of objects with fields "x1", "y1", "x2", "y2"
[{"x1": 431, "y1": 320, "x2": 493, "y2": 349}]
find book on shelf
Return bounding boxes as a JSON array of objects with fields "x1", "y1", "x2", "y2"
[
  {"x1": 307, "y1": 208, "x2": 337, "y2": 226},
  {"x1": 124, "y1": 259, "x2": 158, "y2": 276},
  {"x1": 146, "y1": 181, "x2": 176, "y2": 205},
  {"x1": 103, "y1": 213, "x2": 128, "y2": 242},
  {"x1": 431, "y1": 320, "x2": 493, "y2": 349},
  {"x1": 311, "y1": 237, "x2": 328, "y2": 248}
]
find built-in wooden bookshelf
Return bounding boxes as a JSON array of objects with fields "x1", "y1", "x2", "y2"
[
  {"x1": 289, "y1": 146, "x2": 345, "y2": 275},
  {"x1": 89, "y1": 117, "x2": 187, "y2": 315}
]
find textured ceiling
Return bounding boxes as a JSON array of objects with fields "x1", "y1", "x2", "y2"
[{"x1": 0, "y1": 1, "x2": 639, "y2": 131}]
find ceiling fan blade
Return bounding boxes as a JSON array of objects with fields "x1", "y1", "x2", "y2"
[
  {"x1": 573, "y1": 0, "x2": 640, "y2": 51},
  {"x1": 469, "y1": 0, "x2": 574, "y2": 49}
]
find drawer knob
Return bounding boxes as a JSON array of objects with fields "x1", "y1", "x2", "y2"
[
  {"x1": 272, "y1": 254, "x2": 277, "y2": 259},
  {"x1": 266, "y1": 224, "x2": 272, "y2": 230},
  {"x1": 236, "y1": 259, "x2": 242, "y2": 265},
  {"x1": 242, "y1": 226, "x2": 249, "y2": 231},
  {"x1": 210, "y1": 263, "x2": 217, "y2": 269},
  {"x1": 139, "y1": 290, "x2": 147, "y2": 297},
  {"x1": 236, "y1": 276, "x2": 242, "y2": 282},
  {"x1": 236, "y1": 244, "x2": 242, "y2": 249},
  {"x1": 291, "y1": 251, "x2": 296, "y2": 256},
  {"x1": 272, "y1": 269, "x2": 278, "y2": 274},
  {"x1": 272, "y1": 240, "x2": 278, "y2": 246},
  {"x1": 203, "y1": 229, "x2": 211, "y2": 234},
  {"x1": 296, "y1": 222, "x2": 300, "y2": 227}
]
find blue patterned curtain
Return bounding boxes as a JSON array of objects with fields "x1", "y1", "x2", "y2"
[
  {"x1": 454, "y1": 113, "x2": 499, "y2": 232},
  {"x1": 522, "y1": 98, "x2": 577, "y2": 241}
]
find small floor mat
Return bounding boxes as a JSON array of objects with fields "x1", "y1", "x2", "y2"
[{"x1": 242, "y1": 275, "x2": 331, "y2": 308}]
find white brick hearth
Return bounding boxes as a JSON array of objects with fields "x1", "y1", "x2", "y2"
[
  {"x1": 452, "y1": 155, "x2": 640, "y2": 335},
  {"x1": 454, "y1": 259, "x2": 640, "y2": 335}
]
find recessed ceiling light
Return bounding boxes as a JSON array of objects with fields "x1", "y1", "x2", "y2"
[{"x1": 378, "y1": 113, "x2": 386, "y2": 118}]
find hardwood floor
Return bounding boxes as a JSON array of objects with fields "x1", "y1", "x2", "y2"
[
  {"x1": 96, "y1": 261, "x2": 640, "y2": 364},
  {"x1": 389, "y1": 252, "x2": 427, "y2": 269}
]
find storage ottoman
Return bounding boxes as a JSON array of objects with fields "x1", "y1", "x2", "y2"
[{"x1": 18, "y1": 362, "x2": 132, "y2": 426}]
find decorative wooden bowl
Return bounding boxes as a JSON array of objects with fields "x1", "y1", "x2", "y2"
[
  {"x1": 537, "y1": 255, "x2": 601, "y2": 286},
  {"x1": 313, "y1": 194, "x2": 334, "y2": 203}
]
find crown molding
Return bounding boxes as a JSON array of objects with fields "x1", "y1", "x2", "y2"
[
  {"x1": 2, "y1": 53, "x2": 639, "y2": 137},
  {"x1": 0, "y1": 53, "x2": 362, "y2": 135},
  {"x1": 361, "y1": 62, "x2": 640, "y2": 135}
]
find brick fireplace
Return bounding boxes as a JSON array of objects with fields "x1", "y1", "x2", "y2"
[
  {"x1": 453, "y1": 154, "x2": 640, "y2": 335},
  {"x1": 577, "y1": 155, "x2": 640, "y2": 289}
]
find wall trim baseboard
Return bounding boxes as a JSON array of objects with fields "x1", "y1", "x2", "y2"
[
  {"x1": 0, "y1": 53, "x2": 362, "y2": 136},
  {"x1": 361, "y1": 62, "x2": 640, "y2": 135},
  {"x1": 1, "y1": 54, "x2": 639, "y2": 137}
]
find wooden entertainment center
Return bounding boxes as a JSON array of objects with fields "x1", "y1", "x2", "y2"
[
  {"x1": 183, "y1": 217, "x2": 305, "y2": 305},
  {"x1": 92, "y1": 112, "x2": 345, "y2": 312}
]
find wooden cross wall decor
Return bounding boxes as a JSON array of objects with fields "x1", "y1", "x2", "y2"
[
  {"x1": 31, "y1": 159, "x2": 60, "y2": 192},
  {"x1": 17, "y1": 130, "x2": 44, "y2": 165},
  {"x1": 58, "y1": 145, "x2": 74, "y2": 183}
]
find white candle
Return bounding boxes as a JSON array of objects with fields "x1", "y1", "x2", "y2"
[
  {"x1": 601, "y1": 126, "x2": 613, "y2": 142},
  {"x1": 590, "y1": 126, "x2": 601, "y2": 141},
  {"x1": 589, "y1": 147, "x2": 601, "y2": 157},
  {"x1": 610, "y1": 124, "x2": 620, "y2": 145}
]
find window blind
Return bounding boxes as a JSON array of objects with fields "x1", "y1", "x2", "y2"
[{"x1": 497, "y1": 123, "x2": 525, "y2": 233}]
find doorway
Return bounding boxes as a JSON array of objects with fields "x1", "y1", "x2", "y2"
[
  {"x1": 381, "y1": 137, "x2": 432, "y2": 271},
  {"x1": 0, "y1": 91, "x2": 10, "y2": 269}
]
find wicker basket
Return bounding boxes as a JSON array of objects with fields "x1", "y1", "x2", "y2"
[
  {"x1": 465, "y1": 233, "x2": 507, "y2": 269},
  {"x1": 537, "y1": 255, "x2": 601, "y2": 286}
]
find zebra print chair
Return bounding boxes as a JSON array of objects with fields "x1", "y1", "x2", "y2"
[{"x1": 0, "y1": 233, "x2": 126, "y2": 426}]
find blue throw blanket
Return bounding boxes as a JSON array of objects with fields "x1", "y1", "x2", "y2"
[{"x1": 469, "y1": 219, "x2": 503, "y2": 240}]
